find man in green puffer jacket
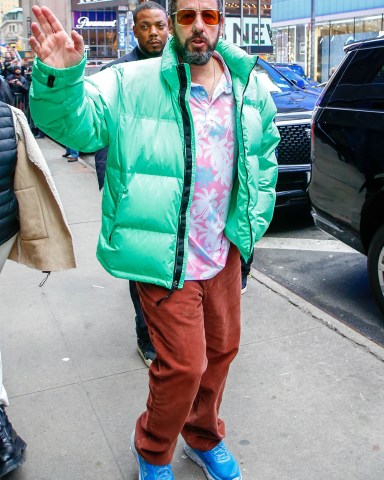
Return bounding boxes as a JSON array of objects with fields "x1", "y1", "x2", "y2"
[{"x1": 29, "y1": 2, "x2": 279, "y2": 479}]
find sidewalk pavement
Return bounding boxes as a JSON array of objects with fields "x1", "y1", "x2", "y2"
[{"x1": 1, "y1": 136, "x2": 384, "y2": 480}]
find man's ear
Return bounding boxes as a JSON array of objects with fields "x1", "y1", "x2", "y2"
[
  {"x1": 219, "y1": 16, "x2": 224, "y2": 37},
  {"x1": 168, "y1": 16, "x2": 173, "y2": 34}
]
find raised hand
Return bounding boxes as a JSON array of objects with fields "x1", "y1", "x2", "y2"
[{"x1": 29, "y1": 5, "x2": 84, "y2": 69}]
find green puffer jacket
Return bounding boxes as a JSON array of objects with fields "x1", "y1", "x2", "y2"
[{"x1": 30, "y1": 38, "x2": 280, "y2": 290}]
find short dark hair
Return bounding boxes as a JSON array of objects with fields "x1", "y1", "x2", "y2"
[
  {"x1": 168, "y1": 0, "x2": 223, "y2": 19},
  {"x1": 133, "y1": 1, "x2": 168, "y2": 23}
]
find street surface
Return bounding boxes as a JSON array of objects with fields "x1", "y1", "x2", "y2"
[{"x1": 253, "y1": 206, "x2": 384, "y2": 347}]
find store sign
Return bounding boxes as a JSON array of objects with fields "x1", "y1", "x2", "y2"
[
  {"x1": 118, "y1": 14, "x2": 126, "y2": 49},
  {"x1": 73, "y1": 11, "x2": 117, "y2": 29},
  {"x1": 225, "y1": 17, "x2": 272, "y2": 47},
  {"x1": 75, "y1": 16, "x2": 116, "y2": 28}
]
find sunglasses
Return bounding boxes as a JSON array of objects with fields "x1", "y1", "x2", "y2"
[{"x1": 173, "y1": 9, "x2": 221, "y2": 26}]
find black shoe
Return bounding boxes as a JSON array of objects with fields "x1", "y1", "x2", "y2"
[
  {"x1": 137, "y1": 339, "x2": 156, "y2": 367},
  {"x1": 241, "y1": 275, "x2": 248, "y2": 295},
  {"x1": 62, "y1": 153, "x2": 70, "y2": 158},
  {"x1": 0, "y1": 406, "x2": 26, "y2": 478}
]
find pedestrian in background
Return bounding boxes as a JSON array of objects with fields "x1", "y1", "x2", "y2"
[
  {"x1": 1, "y1": 52, "x2": 14, "y2": 79},
  {"x1": 95, "y1": 0, "x2": 169, "y2": 368},
  {"x1": 29, "y1": 3, "x2": 279, "y2": 480},
  {"x1": 6, "y1": 67, "x2": 29, "y2": 112},
  {"x1": 62, "y1": 146, "x2": 79, "y2": 162},
  {"x1": 0, "y1": 101, "x2": 76, "y2": 477}
]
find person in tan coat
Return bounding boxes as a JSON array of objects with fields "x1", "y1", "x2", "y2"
[{"x1": 0, "y1": 101, "x2": 75, "y2": 477}]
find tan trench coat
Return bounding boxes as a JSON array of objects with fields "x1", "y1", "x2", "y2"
[{"x1": 8, "y1": 107, "x2": 76, "y2": 272}]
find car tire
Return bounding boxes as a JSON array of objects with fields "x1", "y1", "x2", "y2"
[{"x1": 367, "y1": 224, "x2": 384, "y2": 316}]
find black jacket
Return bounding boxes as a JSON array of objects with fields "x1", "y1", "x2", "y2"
[
  {"x1": 0, "y1": 78, "x2": 14, "y2": 106},
  {"x1": 95, "y1": 47, "x2": 149, "y2": 189},
  {"x1": 0, "y1": 102, "x2": 19, "y2": 245}
]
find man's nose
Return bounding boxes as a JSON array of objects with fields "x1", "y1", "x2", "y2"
[
  {"x1": 149, "y1": 25, "x2": 159, "y2": 36},
  {"x1": 192, "y1": 12, "x2": 205, "y2": 31}
]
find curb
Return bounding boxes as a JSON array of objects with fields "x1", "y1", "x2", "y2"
[{"x1": 251, "y1": 267, "x2": 384, "y2": 363}]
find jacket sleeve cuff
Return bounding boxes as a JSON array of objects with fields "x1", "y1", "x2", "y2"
[{"x1": 32, "y1": 56, "x2": 87, "y2": 88}]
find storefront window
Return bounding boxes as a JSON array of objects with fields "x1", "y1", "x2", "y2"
[
  {"x1": 74, "y1": 10, "x2": 117, "y2": 59},
  {"x1": 315, "y1": 15, "x2": 384, "y2": 82},
  {"x1": 272, "y1": 24, "x2": 317, "y2": 77},
  {"x1": 273, "y1": 13, "x2": 384, "y2": 83}
]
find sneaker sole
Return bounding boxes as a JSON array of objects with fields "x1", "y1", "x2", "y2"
[
  {"x1": 0, "y1": 450, "x2": 26, "y2": 477},
  {"x1": 184, "y1": 444, "x2": 242, "y2": 480},
  {"x1": 130, "y1": 430, "x2": 143, "y2": 480},
  {"x1": 137, "y1": 346, "x2": 153, "y2": 368}
]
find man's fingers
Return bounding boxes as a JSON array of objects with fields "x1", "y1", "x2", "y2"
[
  {"x1": 30, "y1": 22, "x2": 46, "y2": 45},
  {"x1": 32, "y1": 5, "x2": 64, "y2": 36},
  {"x1": 40, "y1": 6, "x2": 65, "y2": 34},
  {"x1": 71, "y1": 30, "x2": 85, "y2": 54},
  {"x1": 29, "y1": 36, "x2": 41, "y2": 57},
  {"x1": 31, "y1": 5, "x2": 55, "y2": 36}
]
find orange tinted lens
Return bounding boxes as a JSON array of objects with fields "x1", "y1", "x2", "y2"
[
  {"x1": 201, "y1": 10, "x2": 221, "y2": 25},
  {"x1": 176, "y1": 9, "x2": 221, "y2": 25},
  {"x1": 176, "y1": 10, "x2": 197, "y2": 25}
]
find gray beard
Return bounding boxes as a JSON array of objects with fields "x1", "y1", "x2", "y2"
[
  {"x1": 181, "y1": 49, "x2": 213, "y2": 65},
  {"x1": 173, "y1": 30, "x2": 220, "y2": 65}
]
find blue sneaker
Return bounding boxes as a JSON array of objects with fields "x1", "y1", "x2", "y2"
[
  {"x1": 130, "y1": 431, "x2": 174, "y2": 479},
  {"x1": 184, "y1": 441, "x2": 242, "y2": 480}
]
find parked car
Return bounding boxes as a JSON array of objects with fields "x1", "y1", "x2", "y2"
[
  {"x1": 309, "y1": 36, "x2": 384, "y2": 314},
  {"x1": 272, "y1": 62, "x2": 306, "y2": 78},
  {"x1": 275, "y1": 65, "x2": 322, "y2": 93},
  {"x1": 255, "y1": 58, "x2": 319, "y2": 207}
]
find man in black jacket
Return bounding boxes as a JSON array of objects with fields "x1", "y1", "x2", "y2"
[{"x1": 94, "y1": 1, "x2": 169, "y2": 367}]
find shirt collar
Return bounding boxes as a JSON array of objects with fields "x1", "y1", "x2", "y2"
[{"x1": 190, "y1": 51, "x2": 232, "y2": 95}]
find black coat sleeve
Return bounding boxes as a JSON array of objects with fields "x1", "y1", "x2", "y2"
[{"x1": 94, "y1": 145, "x2": 109, "y2": 190}]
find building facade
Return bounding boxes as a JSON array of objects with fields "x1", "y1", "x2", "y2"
[
  {"x1": 0, "y1": 0, "x2": 20, "y2": 15},
  {"x1": 20, "y1": 0, "x2": 272, "y2": 59},
  {"x1": 271, "y1": 0, "x2": 384, "y2": 81},
  {"x1": 21, "y1": 0, "x2": 73, "y2": 52},
  {"x1": 70, "y1": 0, "x2": 273, "y2": 58},
  {"x1": 0, "y1": 6, "x2": 22, "y2": 47}
]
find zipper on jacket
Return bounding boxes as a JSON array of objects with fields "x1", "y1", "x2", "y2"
[
  {"x1": 238, "y1": 71, "x2": 255, "y2": 258},
  {"x1": 156, "y1": 280, "x2": 178, "y2": 306},
  {"x1": 154, "y1": 64, "x2": 193, "y2": 304},
  {"x1": 39, "y1": 271, "x2": 51, "y2": 287},
  {"x1": 171, "y1": 63, "x2": 193, "y2": 287}
]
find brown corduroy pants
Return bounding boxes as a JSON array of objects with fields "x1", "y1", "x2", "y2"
[{"x1": 135, "y1": 244, "x2": 241, "y2": 465}]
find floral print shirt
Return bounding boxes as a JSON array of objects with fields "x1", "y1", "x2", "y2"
[{"x1": 186, "y1": 53, "x2": 237, "y2": 280}]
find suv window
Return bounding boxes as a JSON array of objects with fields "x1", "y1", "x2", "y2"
[{"x1": 328, "y1": 48, "x2": 384, "y2": 110}]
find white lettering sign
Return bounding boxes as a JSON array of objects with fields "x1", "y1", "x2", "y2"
[
  {"x1": 224, "y1": 17, "x2": 272, "y2": 47},
  {"x1": 75, "y1": 16, "x2": 117, "y2": 28}
]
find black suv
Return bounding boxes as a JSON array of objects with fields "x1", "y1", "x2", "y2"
[
  {"x1": 255, "y1": 59, "x2": 319, "y2": 207},
  {"x1": 309, "y1": 37, "x2": 384, "y2": 314}
]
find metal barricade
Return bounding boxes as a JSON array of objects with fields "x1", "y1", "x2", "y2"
[{"x1": 12, "y1": 92, "x2": 32, "y2": 126}]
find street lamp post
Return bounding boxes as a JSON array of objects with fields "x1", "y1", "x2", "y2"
[{"x1": 310, "y1": 0, "x2": 315, "y2": 79}]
